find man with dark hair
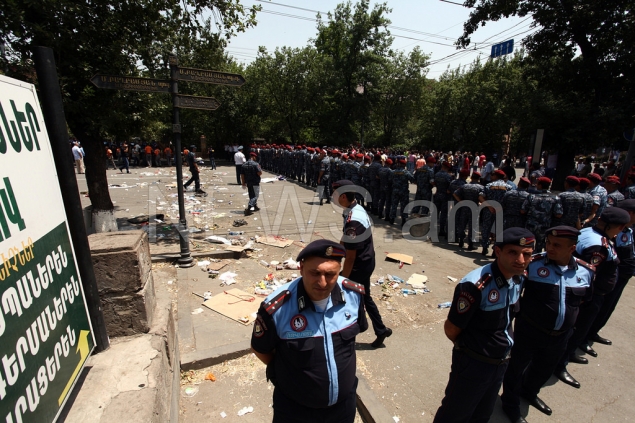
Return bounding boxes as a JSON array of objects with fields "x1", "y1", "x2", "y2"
[
  {"x1": 332, "y1": 180, "x2": 392, "y2": 348},
  {"x1": 501, "y1": 226, "x2": 593, "y2": 422},
  {"x1": 251, "y1": 239, "x2": 367, "y2": 423},
  {"x1": 434, "y1": 228, "x2": 535, "y2": 423},
  {"x1": 241, "y1": 152, "x2": 262, "y2": 215},
  {"x1": 184, "y1": 146, "x2": 206, "y2": 196}
]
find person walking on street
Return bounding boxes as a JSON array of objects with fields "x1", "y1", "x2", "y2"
[
  {"x1": 251, "y1": 239, "x2": 368, "y2": 423},
  {"x1": 72, "y1": 142, "x2": 84, "y2": 174},
  {"x1": 234, "y1": 145, "x2": 246, "y2": 185},
  {"x1": 332, "y1": 180, "x2": 393, "y2": 348},
  {"x1": 183, "y1": 145, "x2": 206, "y2": 196},
  {"x1": 318, "y1": 149, "x2": 331, "y2": 205},
  {"x1": 241, "y1": 152, "x2": 262, "y2": 215},
  {"x1": 433, "y1": 228, "x2": 535, "y2": 423},
  {"x1": 208, "y1": 146, "x2": 216, "y2": 169},
  {"x1": 164, "y1": 145, "x2": 172, "y2": 167},
  {"x1": 119, "y1": 141, "x2": 130, "y2": 173}
]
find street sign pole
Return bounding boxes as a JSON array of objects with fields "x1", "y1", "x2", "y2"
[{"x1": 170, "y1": 53, "x2": 193, "y2": 267}]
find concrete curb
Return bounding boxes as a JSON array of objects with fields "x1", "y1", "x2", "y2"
[
  {"x1": 356, "y1": 374, "x2": 395, "y2": 423},
  {"x1": 180, "y1": 341, "x2": 252, "y2": 371},
  {"x1": 151, "y1": 250, "x2": 241, "y2": 262}
]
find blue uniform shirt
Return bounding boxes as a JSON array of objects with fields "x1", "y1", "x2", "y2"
[
  {"x1": 448, "y1": 262, "x2": 524, "y2": 358},
  {"x1": 251, "y1": 276, "x2": 368, "y2": 408},
  {"x1": 575, "y1": 227, "x2": 618, "y2": 295},
  {"x1": 524, "y1": 253, "x2": 594, "y2": 331}
]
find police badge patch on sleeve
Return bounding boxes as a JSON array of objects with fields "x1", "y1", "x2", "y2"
[{"x1": 346, "y1": 228, "x2": 357, "y2": 239}]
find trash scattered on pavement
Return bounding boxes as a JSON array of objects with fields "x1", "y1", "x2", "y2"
[
  {"x1": 406, "y1": 274, "x2": 428, "y2": 289},
  {"x1": 181, "y1": 386, "x2": 199, "y2": 398},
  {"x1": 386, "y1": 253, "x2": 413, "y2": 265},
  {"x1": 204, "y1": 235, "x2": 232, "y2": 245},
  {"x1": 203, "y1": 291, "x2": 212, "y2": 300},
  {"x1": 197, "y1": 260, "x2": 210, "y2": 267},
  {"x1": 447, "y1": 276, "x2": 458, "y2": 282},
  {"x1": 219, "y1": 272, "x2": 237, "y2": 286},
  {"x1": 237, "y1": 406, "x2": 254, "y2": 416},
  {"x1": 387, "y1": 275, "x2": 405, "y2": 283},
  {"x1": 191, "y1": 308, "x2": 204, "y2": 315},
  {"x1": 204, "y1": 372, "x2": 216, "y2": 381},
  {"x1": 220, "y1": 411, "x2": 227, "y2": 418},
  {"x1": 233, "y1": 219, "x2": 248, "y2": 227},
  {"x1": 438, "y1": 302, "x2": 452, "y2": 308}
]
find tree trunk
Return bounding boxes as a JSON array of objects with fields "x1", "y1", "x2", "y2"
[
  {"x1": 552, "y1": 149, "x2": 576, "y2": 192},
  {"x1": 76, "y1": 131, "x2": 117, "y2": 232}
]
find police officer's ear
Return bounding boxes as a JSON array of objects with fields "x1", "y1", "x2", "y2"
[{"x1": 493, "y1": 245, "x2": 501, "y2": 259}]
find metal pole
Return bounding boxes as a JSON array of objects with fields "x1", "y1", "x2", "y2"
[
  {"x1": 33, "y1": 46, "x2": 110, "y2": 352},
  {"x1": 169, "y1": 53, "x2": 194, "y2": 267}
]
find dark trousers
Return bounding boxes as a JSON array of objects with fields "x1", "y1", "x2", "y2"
[
  {"x1": 589, "y1": 271, "x2": 632, "y2": 338},
  {"x1": 319, "y1": 177, "x2": 331, "y2": 202},
  {"x1": 557, "y1": 293, "x2": 605, "y2": 371},
  {"x1": 272, "y1": 380, "x2": 357, "y2": 423},
  {"x1": 184, "y1": 168, "x2": 200, "y2": 191},
  {"x1": 501, "y1": 319, "x2": 571, "y2": 419},
  {"x1": 235, "y1": 164, "x2": 242, "y2": 184},
  {"x1": 434, "y1": 349, "x2": 508, "y2": 423},
  {"x1": 119, "y1": 157, "x2": 129, "y2": 173},
  {"x1": 350, "y1": 262, "x2": 387, "y2": 336}
]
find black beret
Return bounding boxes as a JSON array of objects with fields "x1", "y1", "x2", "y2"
[
  {"x1": 546, "y1": 226, "x2": 580, "y2": 240},
  {"x1": 618, "y1": 199, "x2": 635, "y2": 212},
  {"x1": 332, "y1": 180, "x2": 355, "y2": 190},
  {"x1": 190, "y1": 145, "x2": 196, "y2": 149},
  {"x1": 599, "y1": 207, "x2": 630, "y2": 225},
  {"x1": 495, "y1": 227, "x2": 536, "y2": 249},
  {"x1": 296, "y1": 239, "x2": 345, "y2": 262}
]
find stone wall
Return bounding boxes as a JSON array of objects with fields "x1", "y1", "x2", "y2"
[{"x1": 88, "y1": 230, "x2": 155, "y2": 337}]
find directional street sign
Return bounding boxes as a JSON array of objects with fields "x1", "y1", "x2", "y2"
[
  {"x1": 490, "y1": 39, "x2": 514, "y2": 58},
  {"x1": 177, "y1": 67, "x2": 246, "y2": 87},
  {"x1": 174, "y1": 95, "x2": 221, "y2": 110},
  {"x1": 90, "y1": 75, "x2": 171, "y2": 93}
]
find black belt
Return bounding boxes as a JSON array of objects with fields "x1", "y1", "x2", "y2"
[
  {"x1": 454, "y1": 346, "x2": 510, "y2": 366},
  {"x1": 520, "y1": 314, "x2": 568, "y2": 336}
]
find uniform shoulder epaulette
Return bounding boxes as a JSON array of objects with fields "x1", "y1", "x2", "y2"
[
  {"x1": 601, "y1": 236, "x2": 609, "y2": 249},
  {"x1": 475, "y1": 273, "x2": 493, "y2": 290},
  {"x1": 264, "y1": 290, "x2": 291, "y2": 315},
  {"x1": 575, "y1": 257, "x2": 596, "y2": 273},
  {"x1": 531, "y1": 252, "x2": 548, "y2": 263},
  {"x1": 342, "y1": 278, "x2": 366, "y2": 295}
]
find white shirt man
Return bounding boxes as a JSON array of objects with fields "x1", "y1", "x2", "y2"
[
  {"x1": 71, "y1": 143, "x2": 84, "y2": 174},
  {"x1": 234, "y1": 147, "x2": 246, "y2": 184}
]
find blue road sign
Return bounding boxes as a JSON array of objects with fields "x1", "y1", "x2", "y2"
[{"x1": 491, "y1": 39, "x2": 514, "y2": 58}]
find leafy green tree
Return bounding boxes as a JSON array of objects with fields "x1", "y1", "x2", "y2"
[
  {"x1": 314, "y1": 0, "x2": 393, "y2": 145},
  {"x1": 1, "y1": 0, "x2": 258, "y2": 230}
]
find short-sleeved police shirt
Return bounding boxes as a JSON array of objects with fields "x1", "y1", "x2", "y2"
[
  {"x1": 251, "y1": 277, "x2": 368, "y2": 408},
  {"x1": 448, "y1": 261, "x2": 523, "y2": 358},
  {"x1": 342, "y1": 202, "x2": 374, "y2": 267}
]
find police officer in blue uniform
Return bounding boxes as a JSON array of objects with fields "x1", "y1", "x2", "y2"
[
  {"x1": 554, "y1": 207, "x2": 630, "y2": 389},
  {"x1": 332, "y1": 180, "x2": 393, "y2": 348},
  {"x1": 433, "y1": 228, "x2": 536, "y2": 423},
  {"x1": 587, "y1": 199, "x2": 635, "y2": 346},
  {"x1": 501, "y1": 226, "x2": 594, "y2": 422},
  {"x1": 251, "y1": 239, "x2": 368, "y2": 423}
]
